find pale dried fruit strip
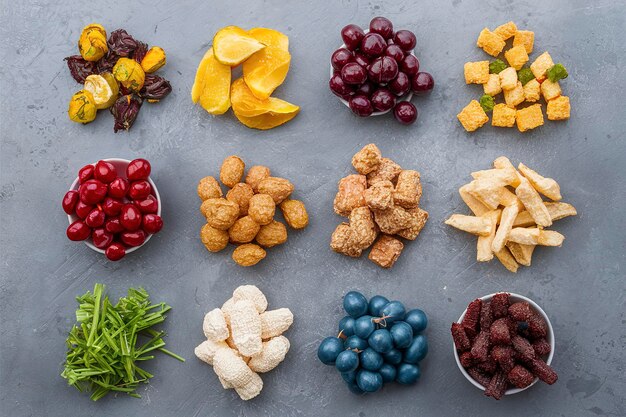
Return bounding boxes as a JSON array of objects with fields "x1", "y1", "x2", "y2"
[
  {"x1": 477, "y1": 209, "x2": 501, "y2": 262},
  {"x1": 506, "y1": 242, "x2": 535, "y2": 266},
  {"x1": 468, "y1": 179, "x2": 508, "y2": 210},
  {"x1": 513, "y1": 202, "x2": 577, "y2": 227},
  {"x1": 493, "y1": 156, "x2": 523, "y2": 187},
  {"x1": 471, "y1": 168, "x2": 519, "y2": 186},
  {"x1": 515, "y1": 178, "x2": 552, "y2": 227},
  {"x1": 494, "y1": 247, "x2": 519, "y2": 273},
  {"x1": 538, "y1": 230, "x2": 565, "y2": 247},
  {"x1": 459, "y1": 184, "x2": 490, "y2": 216},
  {"x1": 518, "y1": 163, "x2": 562, "y2": 201},
  {"x1": 491, "y1": 203, "x2": 520, "y2": 252},
  {"x1": 507, "y1": 227, "x2": 541, "y2": 245},
  {"x1": 445, "y1": 214, "x2": 492, "y2": 236}
]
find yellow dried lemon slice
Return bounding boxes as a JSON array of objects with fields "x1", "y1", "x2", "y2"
[
  {"x1": 84, "y1": 74, "x2": 114, "y2": 109},
  {"x1": 231, "y1": 78, "x2": 298, "y2": 117},
  {"x1": 248, "y1": 28, "x2": 289, "y2": 51},
  {"x1": 243, "y1": 46, "x2": 291, "y2": 100},
  {"x1": 213, "y1": 26, "x2": 266, "y2": 66},
  {"x1": 191, "y1": 48, "x2": 231, "y2": 115}
]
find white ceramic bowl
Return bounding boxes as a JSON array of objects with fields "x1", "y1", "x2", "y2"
[
  {"x1": 67, "y1": 158, "x2": 162, "y2": 255},
  {"x1": 331, "y1": 30, "x2": 414, "y2": 116},
  {"x1": 453, "y1": 292, "x2": 555, "y2": 396}
]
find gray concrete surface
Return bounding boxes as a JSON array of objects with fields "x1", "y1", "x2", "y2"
[{"x1": 1, "y1": 0, "x2": 625, "y2": 416}]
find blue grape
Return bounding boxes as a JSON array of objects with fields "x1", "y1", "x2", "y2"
[
  {"x1": 404, "y1": 309, "x2": 428, "y2": 333},
  {"x1": 354, "y1": 315, "x2": 375, "y2": 339},
  {"x1": 346, "y1": 381, "x2": 366, "y2": 395},
  {"x1": 380, "y1": 301, "x2": 406, "y2": 324},
  {"x1": 368, "y1": 329, "x2": 394, "y2": 353},
  {"x1": 335, "y1": 350, "x2": 359, "y2": 373},
  {"x1": 382, "y1": 348, "x2": 403, "y2": 365},
  {"x1": 390, "y1": 321, "x2": 413, "y2": 349},
  {"x1": 396, "y1": 363, "x2": 421, "y2": 385},
  {"x1": 368, "y1": 295, "x2": 390, "y2": 316},
  {"x1": 360, "y1": 347, "x2": 383, "y2": 371},
  {"x1": 343, "y1": 291, "x2": 368, "y2": 318},
  {"x1": 341, "y1": 370, "x2": 357, "y2": 384},
  {"x1": 338, "y1": 316, "x2": 356, "y2": 337},
  {"x1": 356, "y1": 369, "x2": 383, "y2": 393},
  {"x1": 344, "y1": 335, "x2": 368, "y2": 351},
  {"x1": 403, "y1": 334, "x2": 428, "y2": 364},
  {"x1": 317, "y1": 337, "x2": 344, "y2": 365},
  {"x1": 379, "y1": 363, "x2": 397, "y2": 383}
]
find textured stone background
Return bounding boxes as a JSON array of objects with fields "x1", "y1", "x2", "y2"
[{"x1": 1, "y1": 0, "x2": 624, "y2": 416}]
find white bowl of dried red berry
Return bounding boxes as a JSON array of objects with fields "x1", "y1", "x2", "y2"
[
  {"x1": 62, "y1": 158, "x2": 163, "y2": 261},
  {"x1": 329, "y1": 17, "x2": 434, "y2": 125},
  {"x1": 451, "y1": 292, "x2": 556, "y2": 400}
]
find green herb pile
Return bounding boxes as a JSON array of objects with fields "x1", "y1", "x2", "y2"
[{"x1": 61, "y1": 283, "x2": 184, "y2": 401}]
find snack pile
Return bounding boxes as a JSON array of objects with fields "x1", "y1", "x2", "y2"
[
  {"x1": 330, "y1": 144, "x2": 428, "y2": 268},
  {"x1": 198, "y1": 155, "x2": 309, "y2": 266},
  {"x1": 451, "y1": 293, "x2": 557, "y2": 400},
  {"x1": 195, "y1": 285, "x2": 293, "y2": 400},
  {"x1": 445, "y1": 156, "x2": 576, "y2": 272},
  {"x1": 192, "y1": 26, "x2": 299, "y2": 130},
  {"x1": 65, "y1": 24, "x2": 171, "y2": 131},
  {"x1": 329, "y1": 17, "x2": 434, "y2": 124},
  {"x1": 318, "y1": 291, "x2": 428, "y2": 394},
  {"x1": 457, "y1": 21, "x2": 570, "y2": 132},
  {"x1": 63, "y1": 158, "x2": 163, "y2": 261}
]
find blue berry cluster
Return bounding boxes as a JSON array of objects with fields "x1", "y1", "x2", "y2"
[{"x1": 317, "y1": 291, "x2": 429, "y2": 394}]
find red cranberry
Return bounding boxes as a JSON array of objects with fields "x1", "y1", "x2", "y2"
[
  {"x1": 135, "y1": 195, "x2": 158, "y2": 214},
  {"x1": 331, "y1": 48, "x2": 354, "y2": 71},
  {"x1": 120, "y1": 204, "x2": 142, "y2": 231},
  {"x1": 411, "y1": 72, "x2": 435, "y2": 94},
  {"x1": 79, "y1": 179, "x2": 107, "y2": 205},
  {"x1": 384, "y1": 44, "x2": 405, "y2": 62},
  {"x1": 126, "y1": 158, "x2": 151, "y2": 181},
  {"x1": 349, "y1": 95, "x2": 374, "y2": 117},
  {"x1": 393, "y1": 102, "x2": 418, "y2": 125},
  {"x1": 142, "y1": 214, "x2": 163, "y2": 234},
  {"x1": 120, "y1": 229, "x2": 147, "y2": 247},
  {"x1": 401, "y1": 55, "x2": 420, "y2": 77},
  {"x1": 105, "y1": 243, "x2": 126, "y2": 261},
  {"x1": 62, "y1": 190, "x2": 79, "y2": 214},
  {"x1": 360, "y1": 33, "x2": 386, "y2": 57},
  {"x1": 105, "y1": 217, "x2": 125, "y2": 234},
  {"x1": 78, "y1": 164, "x2": 94, "y2": 184},
  {"x1": 66, "y1": 220, "x2": 91, "y2": 241},
  {"x1": 371, "y1": 88, "x2": 396, "y2": 112},
  {"x1": 102, "y1": 197, "x2": 123, "y2": 216},
  {"x1": 108, "y1": 177, "x2": 129, "y2": 199},
  {"x1": 91, "y1": 228, "x2": 114, "y2": 249},
  {"x1": 129, "y1": 180, "x2": 152, "y2": 200},
  {"x1": 75, "y1": 201, "x2": 94, "y2": 219},
  {"x1": 85, "y1": 208, "x2": 105, "y2": 228},
  {"x1": 94, "y1": 160, "x2": 117, "y2": 184},
  {"x1": 369, "y1": 17, "x2": 394, "y2": 39},
  {"x1": 389, "y1": 72, "x2": 411, "y2": 96},
  {"x1": 340, "y1": 24, "x2": 365, "y2": 51},
  {"x1": 394, "y1": 30, "x2": 417, "y2": 51}
]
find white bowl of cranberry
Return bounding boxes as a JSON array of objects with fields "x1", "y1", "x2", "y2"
[
  {"x1": 62, "y1": 158, "x2": 163, "y2": 261},
  {"x1": 329, "y1": 17, "x2": 434, "y2": 125},
  {"x1": 452, "y1": 293, "x2": 556, "y2": 400}
]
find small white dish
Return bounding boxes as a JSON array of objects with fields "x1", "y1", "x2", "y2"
[
  {"x1": 331, "y1": 30, "x2": 414, "y2": 116},
  {"x1": 67, "y1": 158, "x2": 161, "y2": 255},
  {"x1": 453, "y1": 292, "x2": 555, "y2": 396}
]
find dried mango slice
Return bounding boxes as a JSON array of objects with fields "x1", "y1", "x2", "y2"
[
  {"x1": 192, "y1": 48, "x2": 231, "y2": 115},
  {"x1": 248, "y1": 28, "x2": 289, "y2": 51},
  {"x1": 234, "y1": 111, "x2": 299, "y2": 130},
  {"x1": 231, "y1": 78, "x2": 298, "y2": 117},
  {"x1": 213, "y1": 26, "x2": 266, "y2": 66},
  {"x1": 243, "y1": 46, "x2": 291, "y2": 100}
]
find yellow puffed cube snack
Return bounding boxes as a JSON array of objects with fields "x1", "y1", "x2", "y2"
[
  {"x1": 523, "y1": 79, "x2": 540, "y2": 102},
  {"x1": 457, "y1": 100, "x2": 489, "y2": 132},
  {"x1": 499, "y1": 67, "x2": 518, "y2": 91},
  {"x1": 513, "y1": 30, "x2": 535, "y2": 54},
  {"x1": 494, "y1": 21, "x2": 517, "y2": 40},
  {"x1": 515, "y1": 104, "x2": 544, "y2": 132},
  {"x1": 476, "y1": 28, "x2": 506, "y2": 57},
  {"x1": 504, "y1": 81, "x2": 525, "y2": 108},
  {"x1": 530, "y1": 52, "x2": 554, "y2": 80},
  {"x1": 540, "y1": 79, "x2": 561, "y2": 101},
  {"x1": 492, "y1": 103, "x2": 516, "y2": 127},
  {"x1": 464, "y1": 61, "x2": 490, "y2": 84},
  {"x1": 504, "y1": 45, "x2": 529, "y2": 70},
  {"x1": 546, "y1": 96, "x2": 570, "y2": 120},
  {"x1": 483, "y1": 73, "x2": 502, "y2": 96}
]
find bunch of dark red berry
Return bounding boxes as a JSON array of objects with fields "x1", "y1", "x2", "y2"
[
  {"x1": 62, "y1": 158, "x2": 163, "y2": 261},
  {"x1": 329, "y1": 17, "x2": 434, "y2": 125},
  {"x1": 451, "y1": 293, "x2": 557, "y2": 400}
]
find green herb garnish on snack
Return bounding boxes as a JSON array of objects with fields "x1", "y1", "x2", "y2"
[
  {"x1": 547, "y1": 63, "x2": 568, "y2": 82},
  {"x1": 61, "y1": 284, "x2": 184, "y2": 401},
  {"x1": 517, "y1": 68, "x2": 535, "y2": 86},
  {"x1": 489, "y1": 59, "x2": 507, "y2": 74},
  {"x1": 480, "y1": 94, "x2": 495, "y2": 112}
]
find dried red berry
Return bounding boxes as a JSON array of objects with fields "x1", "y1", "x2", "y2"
[
  {"x1": 508, "y1": 301, "x2": 532, "y2": 321},
  {"x1": 65, "y1": 55, "x2": 96, "y2": 83},
  {"x1": 451, "y1": 322, "x2": 471, "y2": 352},
  {"x1": 490, "y1": 318, "x2": 511, "y2": 345},
  {"x1": 467, "y1": 367, "x2": 492, "y2": 388},
  {"x1": 527, "y1": 312, "x2": 548, "y2": 339},
  {"x1": 133, "y1": 41, "x2": 149, "y2": 63},
  {"x1": 480, "y1": 300, "x2": 493, "y2": 331},
  {"x1": 459, "y1": 351, "x2": 474, "y2": 368},
  {"x1": 462, "y1": 299, "x2": 482, "y2": 337},
  {"x1": 529, "y1": 358, "x2": 558, "y2": 385},
  {"x1": 470, "y1": 330, "x2": 491, "y2": 362},
  {"x1": 532, "y1": 338, "x2": 551, "y2": 357},
  {"x1": 511, "y1": 335, "x2": 536, "y2": 363},
  {"x1": 477, "y1": 356, "x2": 497, "y2": 374},
  {"x1": 507, "y1": 365, "x2": 535, "y2": 389},
  {"x1": 141, "y1": 74, "x2": 172, "y2": 102},
  {"x1": 96, "y1": 51, "x2": 120, "y2": 73},
  {"x1": 484, "y1": 371, "x2": 507, "y2": 400},
  {"x1": 108, "y1": 29, "x2": 138, "y2": 57},
  {"x1": 491, "y1": 293, "x2": 510, "y2": 318},
  {"x1": 491, "y1": 345, "x2": 516, "y2": 374},
  {"x1": 110, "y1": 94, "x2": 143, "y2": 132}
]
